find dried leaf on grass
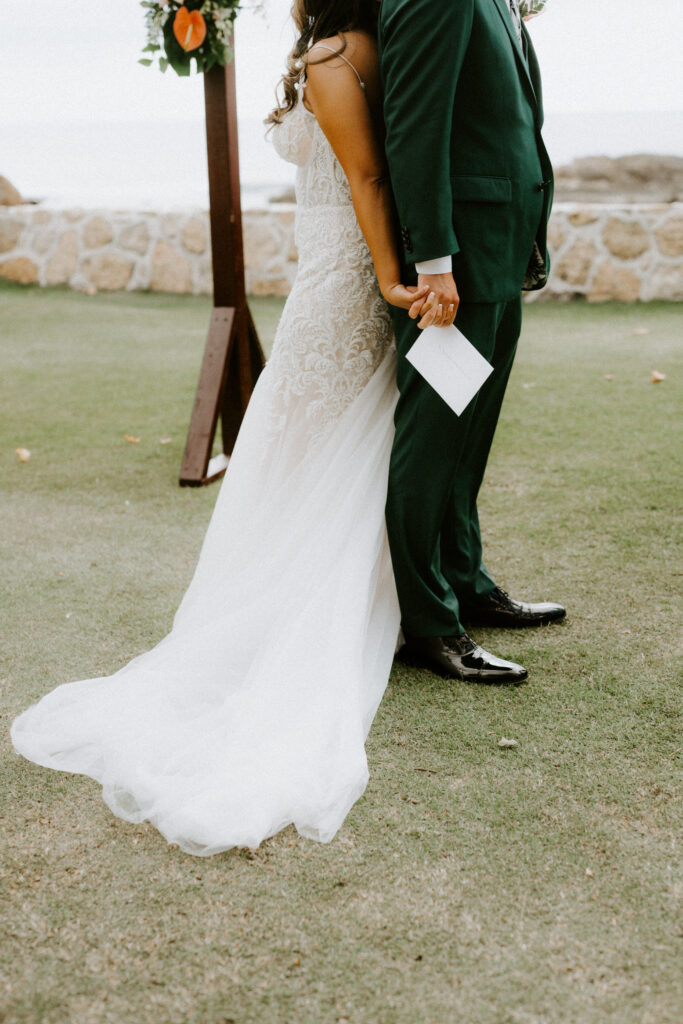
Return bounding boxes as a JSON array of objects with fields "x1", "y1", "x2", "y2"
[
  {"x1": 15, "y1": 447, "x2": 31, "y2": 462},
  {"x1": 159, "y1": 437, "x2": 173, "y2": 445},
  {"x1": 498, "y1": 737, "x2": 518, "y2": 749},
  {"x1": 124, "y1": 434, "x2": 141, "y2": 443},
  {"x1": 651, "y1": 370, "x2": 666, "y2": 383}
]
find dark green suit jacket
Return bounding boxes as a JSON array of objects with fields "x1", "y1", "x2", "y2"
[{"x1": 378, "y1": 0, "x2": 554, "y2": 302}]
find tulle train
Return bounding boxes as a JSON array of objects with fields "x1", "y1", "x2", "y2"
[{"x1": 11, "y1": 349, "x2": 401, "y2": 856}]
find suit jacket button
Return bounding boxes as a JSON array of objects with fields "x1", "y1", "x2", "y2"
[{"x1": 400, "y1": 226, "x2": 413, "y2": 252}]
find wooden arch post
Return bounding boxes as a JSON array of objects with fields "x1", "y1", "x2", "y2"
[{"x1": 179, "y1": 46, "x2": 266, "y2": 486}]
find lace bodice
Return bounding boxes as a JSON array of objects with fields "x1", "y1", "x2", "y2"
[
  {"x1": 270, "y1": 80, "x2": 356, "y2": 210},
  {"x1": 265, "y1": 97, "x2": 393, "y2": 449},
  {"x1": 270, "y1": 94, "x2": 316, "y2": 168}
]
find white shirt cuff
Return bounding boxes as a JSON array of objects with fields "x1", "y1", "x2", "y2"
[{"x1": 415, "y1": 255, "x2": 453, "y2": 275}]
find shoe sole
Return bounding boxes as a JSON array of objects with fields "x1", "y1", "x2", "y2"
[{"x1": 461, "y1": 613, "x2": 567, "y2": 629}]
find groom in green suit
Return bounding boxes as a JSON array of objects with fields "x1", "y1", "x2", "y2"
[{"x1": 379, "y1": 0, "x2": 565, "y2": 683}]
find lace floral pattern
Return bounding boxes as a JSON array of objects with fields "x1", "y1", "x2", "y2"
[{"x1": 266, "y1": 100, "x2": 393, "y2": 448}]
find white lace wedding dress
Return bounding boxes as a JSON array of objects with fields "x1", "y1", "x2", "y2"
[{"x1": 11, "y1": 96, "x2": 401, "y2": 856}]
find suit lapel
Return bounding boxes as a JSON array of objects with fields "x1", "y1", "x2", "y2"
[{"x1": 489, "y1": 0, "x2": 538, "y2": 112}]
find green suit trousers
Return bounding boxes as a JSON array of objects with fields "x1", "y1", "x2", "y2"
[{"x1": 386, "y1": 296, "x2": 523, "y2": 637}]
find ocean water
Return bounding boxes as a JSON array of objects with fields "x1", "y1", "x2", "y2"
[{"x1": 3, "y1": 110, "x2": 682, "y2": 209}]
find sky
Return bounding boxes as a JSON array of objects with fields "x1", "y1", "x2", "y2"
[
  {"x1": 1, "y1": 0, "x2": 682, "y2": 126},
  {"x1": 2, "y1": 0, "x2": 681, "y2": 204}
]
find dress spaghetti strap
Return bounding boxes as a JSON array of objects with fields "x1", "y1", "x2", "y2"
[{"x1": 308, "y1": 43, "x2": 366, "y2": 91}]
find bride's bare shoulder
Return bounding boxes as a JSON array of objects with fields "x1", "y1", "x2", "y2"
[{"x1": 306, "y1": 31, "x2": 378, "y2": 83}]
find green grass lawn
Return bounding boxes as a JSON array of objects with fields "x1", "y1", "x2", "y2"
[{"x1": 1, "y1": 280, "x2": 681, "y2": 1024}]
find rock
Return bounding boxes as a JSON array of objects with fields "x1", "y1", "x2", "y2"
[
  {"x1": 196, "y1": 256, "x2": 213, "y2": 295},
  {"x1": 523, "y1": 279, "x2": 571, "y2": 303},
  {"x1": 546, "y1": 216, "x2": 566, "y2": 250},
  {"x1": 181, "y1": 218, "x2": 208, "y2": 254},
  {"x1": 0, "y1": 175, "x2": 23, "y2": 205},
  {"x1": 269, "y1": 187, "x2": 296, "y2": 204},
  {"x1": 0, "y1": 256, "x2": 38, "y2": 284},
  {"x1": 644, "y1": 262, "x2": 683, "y2": 301},
  {"x1": 563, "y1": 156, "x2": 617, "y2": 183},
  {"x1": 149, "y1": 241, "x2": 191, "y2": 293},
  {"x1": 46, "y1": 230, "x2": 78, "y2": 284},
  {"x1": 555, "y1": 154, "x2": 683, "y2": 203},
  {"x1": 655, "y1": 214, "x2": 683, "y2": 257},
  {"x1": 603, "y1": 217, "x2": 650, "y2": 260},
  {"x1": 71, "y1": 274, "x2": 98, "y2": 295},
  {"x1": 82, "y1": 216, "x2": 113, "y2": 248},
  {"x1": 568, "y1": 208, "x2": 599, "y2": 227},
  {"x1": 619, "y1": 153, "x2": 683, "y2": 188},
  {"x1": 161, "y1": 213, "x2": 182, "y2": 240},
  {"x1": 249, "y1": 274, "x2": 291, "y2": 297},
  {"x1": 82, "y1": 253, "x2": 133, "y2": 291},
  {"x1": 243, "y1": 217, "x2": 281, "y2": 269},
  {"x1": 119, "y1": 222, "x2": 150, "y2": 255},
  {"x1": 556, "y1": 239, "x2": 598, "y2": 286},
  {"x1": 588, "y1": 262, "x2": 641, "y2": 303},
  {"x1": 33, "y1": 228, "x2": 57, "y2": 255},
  {"x1": 0, "y1": 216, "x2": 23, "y2": 253}
]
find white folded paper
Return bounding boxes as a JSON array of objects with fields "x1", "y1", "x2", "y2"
[{"x1": 406, "y1": 324, "x2": 494, "y2": 415}]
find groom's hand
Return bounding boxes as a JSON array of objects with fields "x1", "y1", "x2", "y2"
[{"x1": 411, "y1": 273, "x2": 460, "y2": 328}]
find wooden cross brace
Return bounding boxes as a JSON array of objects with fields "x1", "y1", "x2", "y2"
[{"x1": 179, "y1": 54, "x2": 265, "y2": 486}]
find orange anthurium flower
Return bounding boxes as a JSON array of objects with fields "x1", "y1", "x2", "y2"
[{"x1": 173, "y1": 6, "x2": 207, "y2": 52}]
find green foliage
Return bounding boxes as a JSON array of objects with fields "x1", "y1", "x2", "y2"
[
  {"x1": 140, "y1": 0, "x2": 243, "y2": 76},
  {"x1": 519, "y1": 0, "x2": 549, "y2": 17}
]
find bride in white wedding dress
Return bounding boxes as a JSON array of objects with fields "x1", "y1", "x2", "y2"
[{"x1": 11, "y1": 4, "x2": 447, "y2": 856}]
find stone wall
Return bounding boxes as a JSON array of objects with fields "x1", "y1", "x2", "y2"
[
  {"x1": 530, "y1": 202, "x2": 683, "y2": 302},
  {"x1": 1, "y1": 202, "x2": 681, "y2": 302},
  {"x1": 0, "y1": 205, "x2": 297, "y2": 298}
]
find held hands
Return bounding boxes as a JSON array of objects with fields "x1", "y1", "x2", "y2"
[
  {"x1": 411, "y1": 272, "x2": 460, "y2": 328},
  {"x1": 382, "y1": 281, "x2": 430, "y2": 312},
  {"x1": 382, "y1": 272, "x2": 460, "y2": 329}
]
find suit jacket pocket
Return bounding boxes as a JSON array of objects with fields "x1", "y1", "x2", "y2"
[{"x1": 450, "y1": 174, "x2": 512, "y2": 203}]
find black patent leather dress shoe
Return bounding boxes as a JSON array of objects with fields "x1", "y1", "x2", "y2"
[
  {"x1": 399, "y1": 632, "x2": 528, "y2": 685},
  {"x1": 460, "y1": 587, "x2": 566, "y2": 628}
]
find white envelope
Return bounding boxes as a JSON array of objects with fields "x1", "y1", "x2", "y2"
[{"x1": 405, "y1": 324, "x2": 494, "y2": 416}]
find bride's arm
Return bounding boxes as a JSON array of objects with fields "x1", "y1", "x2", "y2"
[{"x1": 304, "y1": 39, "x2": 430, "y2": 318}]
